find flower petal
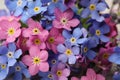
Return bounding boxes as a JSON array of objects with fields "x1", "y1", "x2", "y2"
[
  {"x1": 68, "y1": 55, "x2": 76, "y2": 64},
  {"x1": 29, "y1": 65, "x2": 39, "y2": 76},
  {"x1": 57, "y1": 44, "x2": 66, "y2": 53},
  {"x1": 22, "y1": 55, "x2": 32, "y2": 66},
  {"x1": 68, "y1": 19, "x2": 80, "y2": 27},
  {"x1": 39, "y1": 62, "x2": 49, "y2": 72},
  {"x1": 8, "y1": 58, "x2": 16, "y2": 66},
  {"x1": 96, "y1": 74, "x2": 105, "y2": 80},
  {"x1": 62, "y1": 30, "x2": 72, "y2": 39},
  {"x1": 39, "y1": 50, "x2": 48, "y2": 62},
  {"x1": 81, "y1": 8, "x2": 90, "y2": 18},
  {"x1": 73, "y1": 28, "x2": 82, "y2": 38},
  {"x1": 58, "y1": 54, "x2": 67, "y2": 63},
  {"x1": 87, "y1": 68, "x2": 96, "y2": 79},
  {"x1": 14, "y1": 49, "x2": 22, "y2": 59},
  {"x1": 62, "y1": 68, "x2": 70, "y2": 77}
]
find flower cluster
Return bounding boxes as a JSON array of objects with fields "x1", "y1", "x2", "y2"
[{"x1": 0, "y1": 0, "x2": 119, "y2": 80}]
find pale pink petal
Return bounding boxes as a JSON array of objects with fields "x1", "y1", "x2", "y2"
[
  {"x1": 81, "y1": 76, "x2": 88, "y2": 80},
  {"x1": 22, "y1": 55, "x2": 32, "y2": 66},
  {"x1": 63, "y1": 25, "x2": 71, "y2": 31},
  {"x1": 29, "y1": 65, "x2": 39, "y2": 76},
  {"x1": 53, "y1": 20, "x2": 62, "y2": 29},
  {"x1": 62, "y1": 68, "x2": 70, "y2": 77},
  {"x1": 14, "y1": 29, "x2": 21, "y2": 37},
  {"x1": 10, "y1": 20, "x2": 21, "y2": 29},
  {"x1": 46, "y1": 42, "x2": 51, "y2": 50},
  {"x1": 6, "y1": 36, "x2": 15, "y2": 42},
  {"x1": 51, "y1": 44, "x2": 57, "y2": 54},
  {"x1": 39, "y1": 62, "x2": 49, "y2": 72},
  {"x1": 71, "y1": 77, "x2": 79, "y2": 80},
  {"x1": 29, "y1": 46, "x2": 40, "y2": 56},
  {"x1": 86, "y1": 68, "x2": 96, "y2": 79},
  {"x1": 59, "y1": 76, "x2": 68, "y2": 80},
  {"x1": 26, "y1": 38, "x2": 33, "y2": 48},
  {"x1": 63, "y1": 9, "x2": 74, "y2": 20},
  {"x1": 39, "y1": 50, "x2": 48, "y2": 61},
  {"x1": 22, "y1": 29, "x2": 32, "y2": 37},
  {"x1": 96, "y1": 74, "x2": 105, "y2": 80},
  {"x1": 68, "y1": 19, "x2": 80, "y2": 27},
  {"x1": 39, "y1": 30, "x2": 49, "y2": 41},
  {"x1": 0, "y1": 31, "x2": 7, "y2": 39},
  {"x1": 39, "y1": 43, "x2": 46, "y2": 49}
]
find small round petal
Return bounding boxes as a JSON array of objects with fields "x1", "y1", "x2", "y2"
[
  {"x1": 29, "y1": 46, "x2": 40, "y2": 56},
  {"x1": 8, "y1": 43, "x2": 16, "y2": 52},
  {"x1": 39, "y1": 62, "x2": 49, "y2": 72},
  {"x1": 96, "y1": 2, "x2": 107, "y2": 11},
  {"x1": 68, "y1": 55, "x2": 76, "y2": 64},
  {"x1": 77, "y1": 38, "x2": 87, "y2": 44},
  {"x1": 57, "y1": 44, "x2": 66, "y2": 53},
  {"x1": 63, "y1": 9, "x2": 73, "y2": 20},
  {"x1": 99, "y1": 35, "x2": 109, "y2": 42},
  {"x1": 39, "y1": 50, "x2": 48, "y2": 62},
  {"x1": 87, "y1": 68, "x2": 96, "y2": 79},
  {"x1": 62, "y1": 68, "x2": 70, "y2": 77},
  {"x1": 14, "y1": 49, "x2": 22, "y2": 59},
  {"x1": 96, "y1": 74, "x2": 105, "y2": 80},
  {"x1": 72, "y1": 46, "x2": 80, "y2": 55},
  {"x1": 68, "y1": 19, "x2": 80, "y2": 27},
  {"x1": 8, "y1": 58, "x2": 16, "y2": 66},
  {"x1": 22, "y1": 55, "x2": 32, "y2": 66},
  {"x1": 57, "y1": 62, "x2": 65, "y2": 70},
  {"x1": 59, "y1": 76, "x2": 68, "y2": 80},
  {"x1": 29, "y1": 65, "x2": 39, "y2": 76},
  {"x1": 62, "y1": 30, "x2": 72, "y2": 39},
  {"x1": 58, "y1": 54, "x2": 67, "y2": 63},
  {"x1": 81, "y1": 76, "x2": 88, "y2": 80},
  {"x1": 73, "y1": 28, "x2": 82, "y2": 38},
  {"x1": 81, "y1": 8, "x2": 90, "y2": 18},
  {"x1": 86, "y1": 50, "x2": 96, "y2": 60},
  {"x1": 22, "y1": 69, "x2": 31, "y2": 78}
]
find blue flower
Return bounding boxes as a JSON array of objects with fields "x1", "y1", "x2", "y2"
[
  {"x1": 27, "y1": 0, "x2": 47, "y2": 16},
  {"x1": 108, "y1": 47, "x2": 120, "y2": 65},
  {"x1": 62, "y1": 27, "x2": 87, "y2": 46},
  {"x1": 80, "y1": 0, "x2": 107, "y2": 22},
  {"x1": 0, "y1": 56, "x2": 9, "y2": 80},
  {"x1": 0, "y1": 43, "x2": 22, "y2": 67},
  {"x1": 47, "y1": 50, "x2": 59, "y2": 67},
  {"x1": 8, "y1": 61, "x2": 31, "y2": 80},
  {"x1": 47, "y1": 0, "x2": 67, "y2": 14},
  {"x1": 57, "y1": 41, "x2": 80, "y2": 64},
  {"x1": 5, "y1": 0, "x2": 27, "y2": 16},
  {"x1": 82, "y1": 38, "x2": 97, "y2": 60},
  {"x1": 89, "y1": 21, "x2": 110, "y2": 44},
  {"x1": 113, "y1": 72, "x2": 120, "y2": 80},
  {"x1": 39, "y1": 71, "x2": 54, "y2": 80}
]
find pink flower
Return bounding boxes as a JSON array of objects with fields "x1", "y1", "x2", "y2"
[
  {"x1": 105, "y1": 16, "x2": 117, "y2": 38},
  {"x1": 0, "y1": 16, "x2": 20, "y2": 21},
  {"x1": 81, "y1": 68, "x2": 105, "y2": 80},
  {"x1": 0, "y1": 19, "x2": 21, "y2": 42},
  {"x1": 46, "y1": 28, "x2": 65, "y2": 53},
  {"x1": 23, "y1": 18, "x2": 49, "y2": 39},
  {"x1": 26, "y1": 35, "x2": 46, "y2": 49},
  {"x1": 53, "y1": 8, "x2": 80, "y2": 31},
  {"x1": 71, "y1": 77, "x2": 79, "y2": 80},
  {"x1": 22, "y1": 46, "x2": 49, "y2": 75}
]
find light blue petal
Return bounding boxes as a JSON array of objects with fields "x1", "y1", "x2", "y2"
[
  {"x1": 0, "y1": 55, "x2": 7, "y2": 64},
  {"x1": 8, "y1": 58, "x2": 16, "y2": 66},
  {"x1": 22, "y1": 69, "x2": 31, "y2": 78},
  {"x1": 72, "y1": 46, "x2": 80, "y2": 55},
  {"x1": 8, "y1": 43, "x2": 16, "y2": 52},
  {"x1": 0, "y1": 68, "x2": 8, "y2": 80},
  {"x1": 58, "y1": 54, "x2": 67, "y2": 63},
  {"x1": 68, "y1": 55, "x2": 76, "y2": 64},
  {"x1": 62, "y1": 30, "x2": 72, "y2": 39},
  {"x1": 13, "y1": 72, "x2": 22, "y2": 80},
  {"x1": 57, "y1": 44, "x2": 66, "y2": 53},
  {"x1": 99, "y1": 35, "x2": 109, "y2": 42},
  {"x1": 77, "y1": 38, "x2": 87, "y2": 44},
  {"x1": 81, "y1": 28, "x2": 88, "y2": 38},
  {"x1": 14, "y1": 49, "x2": 22, "y2": 59},
  {"x1": 86, "y1": 50, "x2": 96, "y2": 60},
  {"x1": 0, "y1": 46, "x2": 8, "y2": 55},
  {"x1": 14, "y1": 7, "x2": 23, "y2": 16},
  {"x1": 73, "y1": 28, "x2": 82, "y2": 38},
  {"x1": 90, "y1": 0, "x2": 98, "y2": 4},
  {"x1": 48, "y1": 3, "x2": 55, "y2": 14},
  {"x1": 109, "y1": 53, "x2": 120, "y2": 64},
  {"x1": 81, "y1": 8, "x2": 90, "y2": 18},
  {"x1": 96, "y1": 2, "x2": 107, "y2": 11}
]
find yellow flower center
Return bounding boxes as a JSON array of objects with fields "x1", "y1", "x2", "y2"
[
  {"x1": 61, "y1": 18, "x2": 68, "y2": 25},
  {"x1": 51, "y1": 59, "x2": 56, "y2": 64},
  {"x1": 15, "y1": 66, "x2": 21, "y2": 71},
  {"x1": 7, "y1": 52, "x2": 13, "y2": 58},
  {"x1": 32, "y1": 28, "x2": 40, "y2": 35},
  {"x1": 34, "y1": 39, "x2": 41, "y2": 45},
  {"x1": 34, "y1": 7, "x2": 40, "y2": 12},
  {"x1": 17, "y1": 0, "x2": 23, "y2": 6},
  {"x1": 70, "y1": 37, "x2": 76, "y2": 43},
  {"x1": 83, "y1": 47, "x2": 88, "y2": 53},
  {"x1": 33, "y1": 57, "x2": 41, "y2": 65},
  {"x1": 7, "y1": 28, "x2": 15, "y2": 36},
  {"x1": 89, "y1": 4, "x2": 96, "y2": 10},
  {"x1": 1, "y1": 64, "x2": 6, "y2": 69},
  {"x1": 48, "y1": 37, "x2": 55, "y2": 43},
  {"x1": 65, "y1": 49, "x2": 72, "y2": 56},
  {"x1": 52, "y1": 0, "x2": 58, "y2": 3},
  {"x1": 48, "y1": 74, "x2": 53, "y2": 79},
  {"x1": 56, "y1": 70, "x2": 62, "y2": 76},
  {"x1": 96, "y1": 30, "x2": 101, "y2": 36},
  {"x1": 102, "y1": 53, "x2": 109, "y2": 59}
]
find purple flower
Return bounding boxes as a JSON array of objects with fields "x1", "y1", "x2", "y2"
[
  {"x1": 51, "y1": 62, "x2": 70, "y2": 80},
  {"x1": 80, "y1": 0, "x2": 107, "y2": 22},
  {"x1": 57, "y1": 42, "x2": 79, "y2": 64}
]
